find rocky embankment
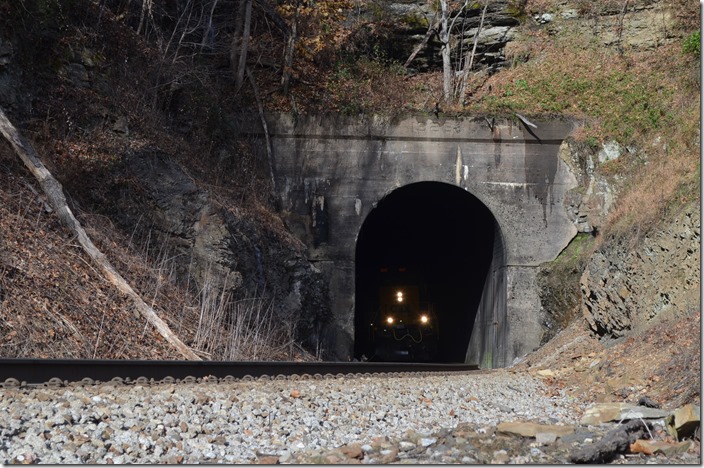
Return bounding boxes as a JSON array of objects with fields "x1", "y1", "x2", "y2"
[
  {"x1": 581, "y1": 208, "x2": 700, "y2": 338},
  {"x1": 1, "y1": 370, "x2": 700, "y2": 464}
]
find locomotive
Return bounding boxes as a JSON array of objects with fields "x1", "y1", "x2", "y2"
[{"x1": 368, "y1": 267, "x2": 439, "y2": 362}]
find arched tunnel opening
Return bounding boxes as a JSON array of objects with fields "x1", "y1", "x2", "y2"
[{"x1": 354, "y1": 182, "x2": 500, "y2": 363}]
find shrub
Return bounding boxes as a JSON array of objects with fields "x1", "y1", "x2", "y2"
[{"x1": 683, "y1": 30, "x2": 701, "y2": 56}]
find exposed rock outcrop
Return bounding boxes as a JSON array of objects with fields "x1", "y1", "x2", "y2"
[
  {"x1": 536, "y1": 138, "x2": 613, "y2": 344},
  {"x1": 580, "y1": 208, "x2": 700, "y2": 338},
  {"x1": 360, "y1": 0, "x2": 682, "y2": 76},
  {"x1": 355, "y1": 0, "x2": 521, "y2": 73},
  {"x1": 540, "y1": 134, "x2": 699, "y2": 345},
  {"x1": 531, "y1": 1, "x2": 681, "y2": 52},
  {"x1": 108, "y1": 150, "x2": 332, "y2": 357},
  {"x1": 560, "y1": 139, "x2": 616, "y2": 234}
]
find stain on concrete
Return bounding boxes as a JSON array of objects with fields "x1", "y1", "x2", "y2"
[{"x1": 522, "y1": 124, "x2": 558, "y2": 228}]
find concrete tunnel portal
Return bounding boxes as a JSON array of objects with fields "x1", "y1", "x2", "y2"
[
  {"x1": 354, "y1": 182, "x2": 502, "y2": 363},
  {"x1": 250, "y1": 113, "x2": 577, "y2": 365}
]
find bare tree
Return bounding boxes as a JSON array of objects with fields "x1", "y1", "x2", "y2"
[
  {"x1": 615, "y1": 0, "x2": 630, "y2": 55},
  {"x1": 439, "y1": 0, "x2": 473, "y2": 102},
  {"x1": 150, "y1": 0, "x2": 207, "y2": 109},
  {"x1": 201, "y1": 0, "x2": 220, "y2": 50},
  {"x1": 404, "y1": 14, "x2": 441, "y2": 68},
  {"x1": 434, "y1": 0, "x2": 495, "y2": 104},
  {"x1": 440, "y1": 0, "x2": 453, "y2": 101},
  {"x1": 246, "y1": 67, "x2": 276, "y2": 197},
  {"x1": 137, "y1": 0, "x2": 154, "y2": 36},
  {"x1": 457, "y1": 1, "x2": 488, "y2": 103}
]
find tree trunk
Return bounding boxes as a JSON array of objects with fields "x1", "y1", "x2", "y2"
[
  {"x1": 234, "y1": 0, "x2": 252, "y2": 89},
  {"x1": 201, "y1": 0, "x2": 220, "y2": 50},
  {"x1": 137, "y1": 0, "x2": 153, "y2": 36},
  {"x1": 0, "y1": 107, "x2": 201, "y2": 361},
  {"x1": 246, "y1": 67, "x2": 276, "y2": 197},
  {"x1": 440, "y1": 0, "x2": 452, "y2": 102},
  {"x1": 281, "y1": 7, "x2": 298, "y2": 95},
  {"x1": 230, "y1": 1, "x2": 245, "y2": 80}
]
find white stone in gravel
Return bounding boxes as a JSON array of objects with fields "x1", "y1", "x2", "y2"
[
  {"x1": 419, "y1": 437, "x2": 436, "y2": 447},
  {"x1": 399, "y1": 441, "x2": 415, "y2": 451}
]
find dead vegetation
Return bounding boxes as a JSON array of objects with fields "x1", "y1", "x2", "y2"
[{"x1": 0, "y1": 149, "x2": 178, "y2": 359}]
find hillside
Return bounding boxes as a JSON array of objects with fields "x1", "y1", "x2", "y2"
[{"x1": 0, "y1": 0, "x2": 700, "y2": 408}]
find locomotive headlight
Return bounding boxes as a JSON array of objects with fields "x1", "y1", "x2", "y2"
[
  {"x1": 396, "y1": 291, "x2": 404, "y2": 303},
  {"x1": 386, "y1": 316, "x2": 395, "y2": 324},
  {"x1": 420, "y1": 314, "x2": 429, "y2": 325}
]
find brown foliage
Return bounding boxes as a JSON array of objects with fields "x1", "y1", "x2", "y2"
[{"x1": 0, "y1": 149, "x2": 181, "y2": 359}]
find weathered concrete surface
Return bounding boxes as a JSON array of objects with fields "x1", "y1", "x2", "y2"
[{"x1": 239, "y1": 113, "x2": 578, "y2": 365}]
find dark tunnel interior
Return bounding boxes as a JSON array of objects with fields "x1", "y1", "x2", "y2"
[{"x1": 354, "y1": 182, "x2": 497, "y2": 363}]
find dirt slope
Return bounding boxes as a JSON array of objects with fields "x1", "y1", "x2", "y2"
[{"x1": 0, "y1": 150, "x2": 191, "y2": 359}]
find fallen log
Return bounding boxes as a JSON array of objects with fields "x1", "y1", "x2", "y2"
[
  {"x1": 0, "y1": 106, "x2": 201, "y2": 360},
  {"x1": 569, "y1": 419, "x2": 653, "y2": 464}
]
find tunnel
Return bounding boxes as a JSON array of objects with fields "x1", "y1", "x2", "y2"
[{"x1": 354, "y1": 181, "x2": 502, "y2": 363}]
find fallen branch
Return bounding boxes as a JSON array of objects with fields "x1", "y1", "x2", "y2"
[
  {"x1": 403, "y1": 15, "x2": 442, "y2": 68},
  {"x1": 0, "y1": 106, "x2": 201, "y2": 360}
]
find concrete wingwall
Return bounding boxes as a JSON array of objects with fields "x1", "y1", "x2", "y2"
[{"x1": 236, "y1": 113, "x2": 578, "y2": 366}]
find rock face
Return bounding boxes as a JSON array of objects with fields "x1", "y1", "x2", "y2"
[
  {"x1": 360, "y1": 0, "x2": 521, "y2": 73},
  {"x1": 559, "y1": 139, "x2": 616, "y2": 234},
  {"x1": 543, "y1": 1, "x2": 680, "y2": 52},
  {"x1": 534, "y1": 139, "x2": 612, "y2": 344},
  {"x1": 110, "y1": 150, "x2": 332, "y2": 357},
  {"x1": 580, "y1": 208, "x2": 700, "y2": 338}
]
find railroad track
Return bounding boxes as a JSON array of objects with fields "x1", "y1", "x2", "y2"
[{"x1": 0, "y1": 359, "x2": 480, "y2": 387}]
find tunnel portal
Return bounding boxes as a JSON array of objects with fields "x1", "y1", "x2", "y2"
[
  {"x1": 354, "y1": 182, "x2": 499, "y2": 363},
  {"x1": 252, "y1": 113, "x2": 578, "y2": 364}
]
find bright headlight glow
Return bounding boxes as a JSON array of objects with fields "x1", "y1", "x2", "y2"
[
  {"x1": 420, "y1": 314, "x2": 429, "y2": 324},
  {"x1": 396, "y1": 291, "x2": 404, "y2": 302},
  {"x1": 386, "y1": 316, "x2": 395, "y2": 324}
]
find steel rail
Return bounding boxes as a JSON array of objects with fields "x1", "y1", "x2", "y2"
[{"x1": 0, "y1": 359, "x2": 479, "y2": 385}]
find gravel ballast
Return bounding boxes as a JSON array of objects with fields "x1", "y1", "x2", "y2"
[{"x1": 0, "y1": 369, "x2": 593, "y2": 464}]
